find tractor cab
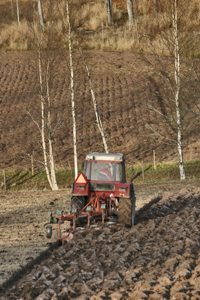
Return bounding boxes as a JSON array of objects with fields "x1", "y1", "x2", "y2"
[
  {"x1": 83, "y1": 152, "x2": 126, "y2": 182},
  {"x1": 72, "y1": 152, "x2": 134, "y2": 210}
]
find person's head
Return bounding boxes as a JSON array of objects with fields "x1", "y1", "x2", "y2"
[{"x1": 105, "y1": 163, "x2": 111, "y2": 172}]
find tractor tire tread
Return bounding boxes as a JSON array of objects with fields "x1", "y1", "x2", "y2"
[
  {"x1": 70, "y1": 196, "x2": 86, "y2": 227},
  {"x1": 71, "y1": 196, "x2": 85, "y2": 212},
  {"x1": 118, "y1": 193, "x2": 135, "y2": 226}
]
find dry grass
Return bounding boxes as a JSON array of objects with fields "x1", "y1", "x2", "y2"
[
  {"x1": 0, "y1": 0, "x2": 199, "y2": 54},
  {"x1": 0, "y1": 20, "x2": 29, "y2": 50},
  {"x1": 88, "y1": 26, "x2": 134, "y2": 52}
]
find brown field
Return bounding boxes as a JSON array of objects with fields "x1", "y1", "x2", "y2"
[
  {"x1": 0, "y1": 48, "x2": 200, "y2": 299},
  {"x1": 1, "y1": 0, "x2": 200, "y2": 298},
  {"x1": 0, "y1": 50, "x2": 200, "y2": 173},
  {"x1": 0, "y1": 189, "x2": 72, "y2": 287},
  {"x1": 0, "y1": 180, "x2": 200, "y2": 300}
]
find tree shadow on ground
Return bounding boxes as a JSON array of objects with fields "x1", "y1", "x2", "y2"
[
  {"x1": 131, "y1": 165, "x2": 152, "y2": 182},
  {"x1": 6, "y1": 171, "x2": 21, "y2": 184},
  {"x1": 135, "y1": 195, "x2": 162, "y2": 225},
  {"x1": 6, "y1": 171, "x2": 41, "y2": 189}
]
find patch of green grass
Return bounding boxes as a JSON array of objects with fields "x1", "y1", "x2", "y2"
[
  {"x1": 56, "y1": 168, "x2": 83, "y2": 188},
  {"x1": 0, "y1": 169, "x2": 50, "y2": 191},
  {"x1": 1, "y1": 161, "x2": 200, "y2": 191},
  {"x1": 0, "y1": 168, "x2": 84, "y2": 191},
  {"x1": 126, "y1": 160, "x2": 200, "y2": 184}
]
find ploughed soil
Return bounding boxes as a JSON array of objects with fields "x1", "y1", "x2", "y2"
[
  {"x1": 1, "y1": 179, "x2": 200, "y2": 299},
  {"x1": 0, "y1": 50, "x2": 199, "y2": 171},
  {"x1": 1, "y1": 50, "x2": 200, "y2": 299}
]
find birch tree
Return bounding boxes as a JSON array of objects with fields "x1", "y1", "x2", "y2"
[
  {"x1": 153, "y1": 0, "x2": 157, "y2": 14},
  {"x1": 36, "y1": 0, "x2": 44, "y2": 27},
  {"x1": 11, "y1": 0, "x2": 14, "y2": 12},
  {"x1": 35, "y1": 8, "x2": 59, "y2": 189},
  {"x1": 105, "y1": 0, "x2": 113, "y2": 25},
  {"x1": 66, "y1": 1, "x2": 78, "y2": 179},
  {"x1": 79, "y1": 48, "x2": 109, "y2": 153},
  {"x1": 20, "y1": 10, "x2": 61, "y2": 190},
  {"x1": 16, "y1": 0, "x2": 20, "y2": 25},
  {"x1": 127, "y1": 0, "x2": 134, "y2": 31},
  {"x1": 38, "y1": 47, "x2": 59, "y2": 190},
  {"x1": 144, "y1": 0, "x2": 194, "y2": 180},
  {"x1": 133, "y1": 0, "x2": 139, "y2": 39},
  {"x1": 173, "y1": 0, "x2": 185, "y2": 179}
]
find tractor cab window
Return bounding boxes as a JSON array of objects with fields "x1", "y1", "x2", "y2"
[{"x1": 84, "y1": 161, "x2": 124, "y2": 182}]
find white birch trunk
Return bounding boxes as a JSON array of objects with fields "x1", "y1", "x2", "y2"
[
  {"x1": 173, "y1": 0, "x2": 186, "y2": 180},
  {"x1": 46, "y1": 59, "x2": 59, "y2": 190},
  {"x1": 133, "y1": 0, "x2": 139, "y2": 39},
  {"x1": 105, "y1": 0, "x2": 113, "y2": 25},
  {"x1": 38, "y1": 49, "x2": 54, "y2": 190},
  {"x1": 11, "y1": 0, "x2": 14, "y2": 12},
  {"x1": 37, "y1": 0, "x2": 44, "y2": 27},
  {"x1": 66, "y1": 1, "x2": 78, "y2": 180},
  {"x1": 80, "y1": 48, "x2": 109, "y2": 153},
  {"x1": 16, "y1": 0, "x2": 20, "y2": 26},
  {"x1": 102, "y1": 20, "x2": 104, "y2": 43},
  {"x1": 154, "y1": 0, "x2": 157, "y2": 14},
  {"x1": 127, "y1": 0, "x2": 134, "y2": 31}
]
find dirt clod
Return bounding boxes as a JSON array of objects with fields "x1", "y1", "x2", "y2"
[{"x1": 1, "y1": 188, "x2": 200, "y2": 299}]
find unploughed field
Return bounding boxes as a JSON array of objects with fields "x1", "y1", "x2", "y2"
[{"x1": 1, "y1": 179, "x2": 200, "y2": 299}]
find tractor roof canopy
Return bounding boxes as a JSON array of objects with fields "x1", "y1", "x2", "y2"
[{"x1": 86, "y1": 152, "x2": 124, "y2": 162}]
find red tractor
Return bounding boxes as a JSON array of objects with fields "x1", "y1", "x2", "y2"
[{"x1": 45, "y1": 153, "x2": 135, "y2": 240}]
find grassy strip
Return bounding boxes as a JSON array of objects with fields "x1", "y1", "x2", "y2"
[
  {"x1": 0, "y1": 160, "x2": 200, "y2": 191},
  {"x1": 126, "y1": 160, "x2": 200, "y2": 184}
]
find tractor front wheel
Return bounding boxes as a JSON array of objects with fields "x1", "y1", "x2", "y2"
[{"x1": 118, "y1": 195, "x2": 135, "y2": 227}]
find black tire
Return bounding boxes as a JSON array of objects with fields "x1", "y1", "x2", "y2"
[
  {"x1": 70, "y1": 196, "x2": 85, "y2": 212},
  {"x1": 70, "y1": 196, "x2": 86, "y2": 227},
  {"x1": 118, "y1": 189, "x2": 136, "y2": 227}
]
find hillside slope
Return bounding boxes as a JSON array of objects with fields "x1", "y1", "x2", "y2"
[{"x1": 0, "y1": 50, "x2": 199, "y2": 170}]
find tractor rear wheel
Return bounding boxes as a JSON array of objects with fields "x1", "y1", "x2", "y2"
[
  {"x1": 118, "y1": 193, "x2": 135, "y2": 227},
  {"x1": 71, "y1": 196, "x2": 85, "y2": 212},
  {"x1": 70, "y1": 196, "x2": 86, "y2": 227}
]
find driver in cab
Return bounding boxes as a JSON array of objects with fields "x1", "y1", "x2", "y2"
[{"x1": 98, "y1": 163, "x2": 113, "y2": 181}]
